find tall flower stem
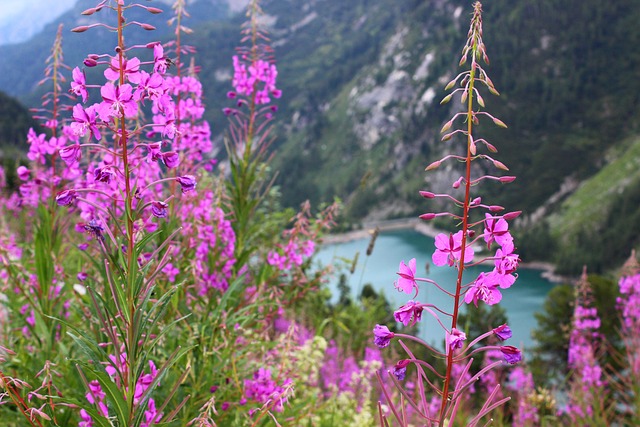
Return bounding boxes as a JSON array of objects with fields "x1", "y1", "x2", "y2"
[
  {"x1": 439, "y1": 6, "x2": 480, "y2": 423},
  {"x1": 115, "y1": 2, "x2": 138, "y2": 417}
]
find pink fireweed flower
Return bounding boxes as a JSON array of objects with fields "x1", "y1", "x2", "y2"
[
  {"x1": 432, "y1": 230, "x2": 474, "y2": 267},
  {"x1": 104, "y1": 56, "x2": 141, "y2": 83},
  {"x1": 59, "y1": 144, "x2": 82, "y2": 166},
  {"x1": 176, "y1": 175, "x2": 197, "y2": 193},
  {"x1": 161, "y1": 151, "x2": 180, "y2": 169},
  {"x1": 494, "y1": 239, "x2": 520, "y2": 275},
  {"x1": 485, "y1": 268, "x2": 516, "y2": 290},
  {"x1": 134, "y1": 71, "x2": 165, "y2": 102},
  {"x1": 465, "y1": 272, "x2": 503, "y2": 306},
  {"x1": 56, "y1": 189, "x2": 78, "y2": 206},
  {"x1": 153, "y1": 44, "x2": 168, "y2": 75},
  {"x1": 84, "y1": 219, "x2": 105, "y2": 241},
  {"x1": 394, "y1": 258, "x2": 417, "y2": 294},
  {"x1": 70, "y1": 104, "x2": 101, "y2": 140},
  {"x1": 97, "y1": 82, "x2": 138, "y2": 121},
  {"x1": 500, "y1": 345, "x2": 522, "y2": 364},
  {"x1": 93, "y1": 166, "x2": 115, "y2": 184},
  {"x1": 493, "y1": 324, "x2": 513, "y2": 341},
  {"x1": 147, "y1": 141, "x2": 162, "y2": 161},
  {"x1": 394, "y1": 300, "x2": 423, "y2": 326},
  {"x1": 151, "y1": 201, "x2": 168, "y2": 218},
  {"x1": 70, "y1": 67, "x2": 88, "y2": 102},
  {"x1": 393, "y1": 359, "x2": 411, "y2": 381},
  {"x1": 447, "y1": 328, "x2": 466, "y2": 352},
  {"x1": 373, "y1": 324, "x2": 395, "y2": 348},
  {"x1": 162, "y1": 263, "x2": 179, "y2": 282},
  {"x1": 17, "y1": 166, "x2": 30, "y2": 181},
  {"x1": 483, "y1": 213, "x2": 512, "y2": 248}
]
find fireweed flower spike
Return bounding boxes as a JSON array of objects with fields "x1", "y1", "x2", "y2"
[{"x1": 374, "y1": 3, "x2": 520, "y2": 426}]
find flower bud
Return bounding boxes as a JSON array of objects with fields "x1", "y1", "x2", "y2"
[
  {"x1": 81, "y1": 7, "x2": 96, "y2": 15},
  {"x1": 419, "y1": 213, "x2": 436, "y2": 221},
  {"x1": 499, "y1": 176, "x2": 516, "y2": 183},
  {"x1": 492, "y1": 117, "x2": 508, "y2": 128},
  {"x1": 461, "y1": 89, "x2": 468, "y2": 103},
  {"x1": 453, "y1": 177, "x2": 463, "y2": 189},
  {"x1": 493, "y1": 160, "x2": 509, "y2": 171},
  {"x1": 503, "y1": 211, "x2": 522, "y2": 220},
  {"x1": 419, "y1": 191, "x2": 435, "y2": 199},
  {"x1": 147, "y1": 7, "x2": 163, "y2": 14},
  {"x1": 425, "y1": 160, "x2": 441, "y2": 171},
  {"x1": 488, "y1": 205, "x2": 504, "y2": 212},
  {"x1": 476, "y1": 93, "x2": 485, "y2": 107},
  {"x1": 441, "y1": 132, "x2": 454, "y2": 142},
  {"x1": 71, "y1": 26, "x2": 90, "y2": 33},
  {"x1": 83, "y1": 58, "x2": 98, "y2": 67},
  {"x1": 444, "y1": 77, "x2": 457, "y2": 91},
  {"x1": 440, "y1": 119, "x2": 453, "y2": 133},
  {"x1": 440, "y1": 93, "x2": 453, "y2": 105},
  {"x1": 140, "y1": 23, "x2": 156, "y2": 31}
]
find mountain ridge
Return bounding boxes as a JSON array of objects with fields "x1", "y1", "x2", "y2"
[{"x1": 0, "y1": 0, "x2": 639, "y2": 274}]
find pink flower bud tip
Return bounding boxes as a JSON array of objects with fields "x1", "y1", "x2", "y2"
[
  {"x1": 425, "y1": 160, "x2": 441, "y2": 171},
  {"x1": 72, "y1": 26, "x2": 90, "y2": 33},
  {"x1": 493, "y1": 160, "x2": 509, "y2": 171},
  {"x1": 489, "y1": 205, "x2": 504, "y2": 212},
  {"x1": 140, "y1": 23, "x2": 156, "y2": 31},
  {"x1": 499, "y1": 176, "x2": 516, "y2": 183},
  {"x1": 419, "y1": 213, "x2": 436, "y2": 220},
  {"x1": 493, "y1": 117, "x2": 508, "y2": 128},
  {"x1": 147, "y1": 7, "x2": 163, "y2": 14},
  {"x1": 503, "y1": 211, "x2": 522, "y2": 220},
  {"x1": 419, "y1": 191, "x2": 435, "y2": 199}
]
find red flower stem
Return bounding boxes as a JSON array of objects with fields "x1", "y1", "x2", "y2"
[
  {"x1": 115, "y1": 3, "x2": 136, "y2": 421},
  {"x1": 438, "y1": 14, "x2": 478, "y2": 425}
]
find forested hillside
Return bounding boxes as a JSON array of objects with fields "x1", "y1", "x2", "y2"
[{"x1": 1, "y1": 0, "x2": 639, "y2": 273}]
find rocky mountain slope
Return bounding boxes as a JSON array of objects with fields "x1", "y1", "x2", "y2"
[{"x1": 1, "y1": 0, "x2": 640, "y2": 274}]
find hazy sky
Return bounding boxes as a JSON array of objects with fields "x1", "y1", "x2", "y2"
[{"x1": 0, "y1": 0, "x2": 76, "y2": 45}]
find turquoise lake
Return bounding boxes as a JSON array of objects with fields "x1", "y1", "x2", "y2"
[{"x1": 316, "y1": 229, "x2": 559, "y2": 351}]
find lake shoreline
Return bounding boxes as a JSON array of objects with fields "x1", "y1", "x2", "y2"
[{"x1": 321, "y1": 218, "x2": 569, "y2": 283}]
